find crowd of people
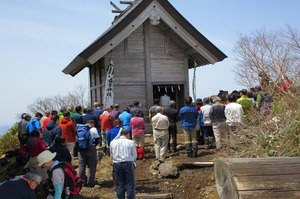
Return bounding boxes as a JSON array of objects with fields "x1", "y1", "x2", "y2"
[{"x1": 0, "y1": 86, "x2": 270, "y2": 198}]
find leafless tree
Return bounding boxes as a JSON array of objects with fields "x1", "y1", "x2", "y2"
[
  {"x1": 27, "y1": 85, "x2": 89, "y2": 114},
  {"x1": 234, "y1": 25, "x2": 300, "y2": 95}
]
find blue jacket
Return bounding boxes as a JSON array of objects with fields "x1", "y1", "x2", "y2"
[
  {"x1": 25, "y1": 118, "x2": 41, "y2": 133},
  {"x1": 82, "y1": 113, "x2": 99, "y2": 129},
  {"x1": 107, "y1": 127, "x2": 122, "y2": 147},
  {"x1": 178, "y1": 105, "x2": 199, "y2": 129},
  {"x1": 94, "y1": 108, "x2": 103, "y2": 119},
  {"x1": 118, "y1": 111, "x2": 133, "y2": 130}
]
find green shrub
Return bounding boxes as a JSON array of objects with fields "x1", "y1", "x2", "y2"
[{"x1": 0, "y1": 123, "x2": 19, "y2": 157}]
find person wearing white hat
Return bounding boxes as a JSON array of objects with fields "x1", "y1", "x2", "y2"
[{"x1": 37, "y1": 150, "x2": 65, "y2": 199}]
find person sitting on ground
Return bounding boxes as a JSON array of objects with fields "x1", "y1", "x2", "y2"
[
  {"x1": 26, "y1": 112, "x2": 43, "y2": 134},
  {"x1": 49, "y1": 135, "x2": 72, "y2": 163},
  {"x1": 20, "y1": 129, "x2": 48, "y2": 180},
  {"x1": 0, "y1": 171, "x2": 42, "y2": 199},
  {"x1": 37, "y1": 150, "x2": 64, "y2": 199},
  {"x1": 43, "y1": 115, "x2": 62, "y2": 147},
  {"x1": 107, "y1": 119, "x2": 124, "y2": 147}
]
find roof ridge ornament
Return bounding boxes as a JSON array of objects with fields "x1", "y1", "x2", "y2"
[
  {"x1": 149, "y1": 11, "x2": 160, "y2": 26},
  {"x1": 111, "y1": 0, "x2": 136, "y2": 14}
]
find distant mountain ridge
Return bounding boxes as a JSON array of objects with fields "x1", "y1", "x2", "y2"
[{"x1": 0, "y1": 125, "x2": 10, "y2": 136}]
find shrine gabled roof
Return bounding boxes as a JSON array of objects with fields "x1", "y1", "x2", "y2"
[{"x1": 62, "y1": 0, "x2": 227, "y2": 76}]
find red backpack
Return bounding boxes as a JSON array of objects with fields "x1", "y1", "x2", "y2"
[{"x1": 49, "y1": 161, "x2": 83, "y2": 198}]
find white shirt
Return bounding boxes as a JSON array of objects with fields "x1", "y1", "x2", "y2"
[
  {"x1": 225, "y1": 102, "x2": 243, "y2": 126},
  {"x1": 89, "y1": 127, "x2": 100, "y2": 139},
  {"x1": 110, "y1": 136, "x2": 136, "y2": 164},
  {"x1": 200, "y1": 104, "x2": 212, "y2": 126}
]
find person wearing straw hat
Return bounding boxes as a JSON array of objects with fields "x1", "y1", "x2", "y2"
[{"x1": 37, "y1": 150, "x2": 65, "y2": 199}]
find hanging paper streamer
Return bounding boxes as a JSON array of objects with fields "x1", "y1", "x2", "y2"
[
  {"x1": 103, "y1": 61, "x2": 114, "y2": 106},
  {"x1": 178, "y1": 85, "x2": 181, "y2": 91},
  {"x1": 158, "y1": 86, "x2": 160, "y2": 92},
  {"x1": 171, "y1": 86, "x2": 174, "y2": 93},
  {"x1": 165, "y1": 86, "x2": 168, "y2": 93}
]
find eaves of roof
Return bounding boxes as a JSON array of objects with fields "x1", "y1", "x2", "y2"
[{"x1": 62, "y1": 0, "x2": 227, "y2": 76}]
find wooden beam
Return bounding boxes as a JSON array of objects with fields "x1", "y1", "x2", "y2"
[
  {"x1": 184, "y1": 48, "x2": 197, "y2": 56},
  {"x1": 112, "y1": 10, "x2": 125, "y2": 13},
  {"x1": 110, "y1": 1, "x2": 121, "y2": 10},
  {"x1": 179, "y1": 162, "x2": 214, "y2": 167},
  {"x1": 136, "y1": 193, "x2": 174, "y2": 199},
  {"x1": 120, "y1": 1, "x2": 134, "y2": 5}
]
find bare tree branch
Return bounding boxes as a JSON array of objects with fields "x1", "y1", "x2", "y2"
[
  {"x1": 234, "y1": 26, "x2": 300, "y2": 96},
  {"x1": 26, "y1": 85, "x2": 89, "y2": 115}
]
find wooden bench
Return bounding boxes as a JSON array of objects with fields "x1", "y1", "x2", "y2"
[{"x1": 215, "y1": 157, "x2": 300, "y2": 199}]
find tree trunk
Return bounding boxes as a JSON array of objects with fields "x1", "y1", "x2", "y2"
[{"x1": 215, "y1": 157, "x2": 300, "y2": 199}]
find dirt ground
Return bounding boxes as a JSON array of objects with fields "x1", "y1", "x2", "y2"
[
  {"x1": 0, "y1": 132, "x2": 221, "y2": 199},
  {"x1": 78, "y1": 132, "x2": 221, "y2": 199}
]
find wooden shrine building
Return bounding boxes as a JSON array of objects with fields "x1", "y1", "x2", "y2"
[{"x1": 62, "y1": 0, "x2": 227, "y2": 116}]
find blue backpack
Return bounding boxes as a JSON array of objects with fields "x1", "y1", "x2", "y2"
[{"x1": 76, "y1": 124, "x2": 93, "y2": 149}]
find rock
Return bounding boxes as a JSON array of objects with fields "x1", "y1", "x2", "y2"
[
  {"x1": 150, "y1": 169, "x2": 159, "y2": 175},
  {"x1": 158, "y1": 162, "x2": 178, "y2": 178},
  {"x1": 150, "y1": 160, "x2": 161, "y2": 170},
  {"x1": 196, "y1": 184, "x2": 201, "y2": 190}
]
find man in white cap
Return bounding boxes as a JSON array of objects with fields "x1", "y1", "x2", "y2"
[{"x1": 37, "y1": 150, "x2": 64, "y2": 199}]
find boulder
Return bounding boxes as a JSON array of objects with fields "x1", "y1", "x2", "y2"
[{"x1": 158, "y1": 162, "x2": 178, "y2": 178}]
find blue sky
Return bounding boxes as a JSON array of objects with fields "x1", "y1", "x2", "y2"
[{"x1": 0, "y1": 0, "x2": 299, "y2": 126}]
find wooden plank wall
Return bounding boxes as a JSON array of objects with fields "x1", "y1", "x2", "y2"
[
  {"x1": 112, "y1": 25, "x2": 147, "y2": 110},
  {"x1": 89, "y1": 21, "x2": 188, "y2": 110},
  {"x1": 90, "y1": 58, "x2": 105, "y2": 104},
  {"x1": 149, "y1": 24, "x2": 186, "y2": 83}
]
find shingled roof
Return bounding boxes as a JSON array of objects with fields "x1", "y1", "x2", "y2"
[{"x1": 63, "y1": 0, "x2": 227, "y2": 76}]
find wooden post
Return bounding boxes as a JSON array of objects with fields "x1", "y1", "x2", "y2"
[
  {"x1": 143, "y1": 21, "x2": 153, "y2": 111},
  {"x1": 215, "y1": 157, "x2": 300, "y2": 199}
]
